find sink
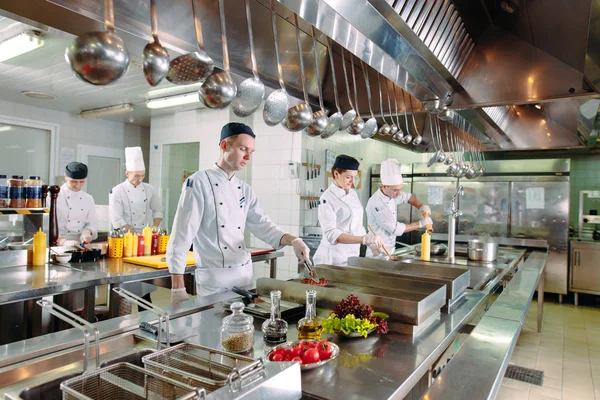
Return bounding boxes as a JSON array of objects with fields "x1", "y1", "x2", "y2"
[
  {"x1": 100, "y1": 348, "x2": 154, "y2": 368},
  {"x1": 18, "y1": 373, "x2": 82, "y2": 400},
  {"x1": 0, "y1": 333, "x2": 156, "y2": 390}
]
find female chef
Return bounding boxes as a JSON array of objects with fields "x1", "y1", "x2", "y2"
[
  {"x1": 56, "y1": 162, "x2": 98, "y2": 245},
  {"x1": 313, "y1": 155, "x2": 383, "y2": 266}
]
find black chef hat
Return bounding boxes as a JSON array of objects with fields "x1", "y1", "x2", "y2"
[
  {"x1": 333, "y1": 155, "x2": 360, "y2": 171},
  {"x1": 65, "y1": 162, "x2": 88, "y2": 179},
  {"x1": 220, "y1": 123, "x2": 256, "y2": 143}
]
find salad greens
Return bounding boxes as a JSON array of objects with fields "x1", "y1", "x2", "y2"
[{"x1": 322, "y1": 313, "x2": 378, "y2": 338}]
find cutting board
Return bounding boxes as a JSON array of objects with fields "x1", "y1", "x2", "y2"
[{"x1": 123, "y1": 252, "x2": 195, "y2": 269}]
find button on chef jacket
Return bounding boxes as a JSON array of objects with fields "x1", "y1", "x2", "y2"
[
  {"x1": 366, "y1": 189, "x2": 412, "y2": 256},
  {"x1": 313, "y1": 182, "x2": 366, "y2": 266},
  {"x1": 57, "y1": 183, "x2": 98, "y2": 241},
  {"x1": 166, "y1": 165, "x2": 285, "y2": 295},
  {"x1": 109, "y1": 180, "x2": 163, "y2": 233}
]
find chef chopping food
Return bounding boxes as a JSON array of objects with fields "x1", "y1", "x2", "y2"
[
  {"x1": 167, "y1": 123, "x2": 312, "y2": 302},
  {"x1": 366, "y1": 158, "x2": 432, "y2": 257},
  {"x1": 313, "y1": 155, "x2": 383, "y2": 266},
  {"x1": 109, "y1": 146, "x2": 163, "y2": 308},
  {"x1": 56, "y1": 161, "x2": 98, "y2": 246}
]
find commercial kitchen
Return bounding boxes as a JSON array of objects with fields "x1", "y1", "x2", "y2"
[{"x1": 0, "y1": 0, "x2": 599, "y2": 399}]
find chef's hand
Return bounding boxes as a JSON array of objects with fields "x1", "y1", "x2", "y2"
[
  {"x1": 418, "y1": 217, "x2": 433, "y2": 228},
  {"x1": 291, "y1": 238, "x2": 311, "y2": 264},
  {"x1": 152, "y1": 226, "x2": 159, "y2": 233},
  {"x1": 368, "y1": 243, "x2": 382, "y2": 257},
  {"x1": 419, "y1": 204, "x2": 431, "y2": 217},
  {"x1": 80, "y1": 229, "x2": 93, "y2": 244},
  {"x1": 170, "y1": 288, "x2": 189, "y2": 304},
  {"x1": 362, "y1": 235, "x2": 384, "y2": 248}
]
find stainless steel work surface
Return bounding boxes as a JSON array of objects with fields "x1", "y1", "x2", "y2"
[
  {"x1": 256, "y1": 277, "x2": 446, "y2": 326},
  {"x1": 344, "y1": 258, "x2": 470, "y2": 302},
  {"x1": 161, "y1": 293, "x2": 488, "y2": 400},
  {"x1": 0, "y1": 251, "x2": 283, "y2": 304},
  {"x1": 422, "y1": 316, "x2": 521, "y2": 400}
]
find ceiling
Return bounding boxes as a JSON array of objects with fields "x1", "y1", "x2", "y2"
[{"x1": 0, "y1": 0, "x2": 599, "y2": 152}]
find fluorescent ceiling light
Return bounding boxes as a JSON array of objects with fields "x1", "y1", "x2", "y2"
[
  {"x1": 0, "y1": 31, "x2": 45, "y2": 63},
  {"x1": 146, "y1": 93, "x2": 202, "y2": 109},
  {"x1": 80, "y1": 104, "x2": 134, "y2": 118},
  {"x1": 0, "y1": 126, "x2": 12, "y2": 132},
  {"x1": 147, "y1": 83, "x2": 203, "y2": 97}
]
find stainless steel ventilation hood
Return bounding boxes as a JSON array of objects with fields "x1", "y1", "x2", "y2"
[{"x1": 1, "y1": 0, "x2": 599, "y2": 152}]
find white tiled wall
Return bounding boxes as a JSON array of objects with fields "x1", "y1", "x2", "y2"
[{"x1": 148, "y1": 106, "x2": 428, "y2": 280}]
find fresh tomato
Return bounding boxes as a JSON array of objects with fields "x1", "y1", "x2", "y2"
[
  {"x1": 273, "y1": 346, "x2": 286, "y2": 356},
  {"x1": 317, "y1": 341, "x2": 333, "y2": 360},
  {"x1": 301, "y1": 347, "x2": 320, "y2": 364},
  {"x1": 290, "y1": 344, "x2": 302, "y2": 358},
  {"x1": 272, "y1": 353, "x2": 284, "y2": 362},
  {"x1": 284, "y1": 354, "x2": 293, "y2": 361},
  {"x1": 291, "y1": 356, "x2": 303, "y2": 364},
  {"x1": 306, "y1": 341, "x2": 317, "y2": 348}
]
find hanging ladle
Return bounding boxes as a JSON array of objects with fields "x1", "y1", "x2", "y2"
[
  {"x1": 66, "y1": 0, "x2": 130, "y2": 85},
  {"x1": 232, "y1": 0, "x2": 265, "y2": 117},
  {"x1": 320, "y1": 38, "x2": 343, "y2": 138},
  {"x1": 347, "y1": 54, "x2": 364, "y2": 135},
  {"x1": 360, "y1": 60, "x2": 378, "y2": 139},
  {"x1": 386, "y1": 79, "x2": 399, "y2": 135},
  {"x1": 305, "y1": 25, "x2": 329, "y2": 137},
  {"x1": 444, "y1": 122, "x2": 455, "y2": 165},
  {"x1": 400, "y1": 88, "x2": 413, "y2": 144},
  {"x1": 282, "y1": 14, "x2": 313, "y2": 131},
  {"x1": 263, "y1": 0, "x2": 290, "y2": 126},
  {"x1": 339, "y1": 48, "x2": 356, "y2": 131},
  {"x1": 142, "y1": 0, "x2": 170, "y2": 86},
  {"x1": 377, "y1": 73, "x2": 391, "y2": 136},
  {"x1": 199, "y1": 0, "x2": 237, "y2": 109},
  {"x1": 410, "y1": 96, "x2": 423, "y2": 146}
]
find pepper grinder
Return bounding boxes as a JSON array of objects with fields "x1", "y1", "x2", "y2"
[
  {"x1": 48, "y1": 185, "x2": 60, "y2": 246},
  {"x1": 41, "y1": 185, "x2": 49, "y2": 208}
]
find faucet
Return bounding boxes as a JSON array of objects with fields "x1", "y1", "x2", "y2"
[{"x1": 447, "y1": 185, "x2": 464, "y2": 260}]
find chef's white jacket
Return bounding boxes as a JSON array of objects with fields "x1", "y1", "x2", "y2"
[
  {"x1": 109, "y1": 180, "x2": 163, "y2": 233},
  {"x1": 57, "y1": 183, "x2": 98, "y2": 241},
  {"x1": 366, "y1": 189, "x2": 412, "y2": 256},
  {"x1": 313, "y1": 183, "x2": 366, "y2": 266},
  {"x1": 166, "y1": 165, "x2": 285, "y2": 295}
]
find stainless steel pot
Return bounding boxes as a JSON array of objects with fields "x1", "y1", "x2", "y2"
[{"x1": 467, "y1": 239, "x2": 498, "y2": 262}]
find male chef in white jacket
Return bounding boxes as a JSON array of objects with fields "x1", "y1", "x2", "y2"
[
  {"x1": 109, "y1": 146, "x2": 163, "y2": 233},
  {"x1": 366, "y1": 159, "x2": 433, "y2": 256},
  {"x1": 56, "y1": 162, "x2": 98, "y2": 246},
  {"x1": 109, "y1": 146, "x2": 163, "y2": 307},
  {"x1": 167, "y1": 123, "x2": 312, "y2": 302}
]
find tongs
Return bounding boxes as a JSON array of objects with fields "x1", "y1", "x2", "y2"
[{"x1": 303, "y1": 260, "x2": 320, "y2": 283}]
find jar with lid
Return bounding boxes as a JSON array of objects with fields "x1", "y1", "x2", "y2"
[
  {"x1": 8, "y1": 176, "x2": 26, "y2": 208},
  {"x1": 261, "y1": 290, "x2": 288, "y2": 344},
  {"x1": 0, "y1": 175, "x2": 8, "y2": 208},
  {"x1": 221, "y1": 302, "x2": 254, "y2": 353},
  {"x1": 25, "y1": 176, "x2": 43, "y2": 208},
  {"x1": 297, "y1": 289, "x2": 323, "y2": 341}
]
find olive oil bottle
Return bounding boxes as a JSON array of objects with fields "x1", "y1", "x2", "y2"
[{"x1": 297, "y1": 290, "x2": 322, "y2": 340}]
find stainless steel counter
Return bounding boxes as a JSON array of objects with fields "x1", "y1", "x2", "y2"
[
  {"x1": 0, "y1": 246, "x2": 549, "y2": 400},
  {"x1": 0, "y1": 250, "x2": 284, "y2": 305},
  {"x1": 423, "y1": 250, "x2": 547, "y2": 400}
]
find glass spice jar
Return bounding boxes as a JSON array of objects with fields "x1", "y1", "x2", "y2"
[
  {"x1": 8, "y1": 175, "x2": 26, "y2": 208},
  {"x1": 221, "y1": 302, "x2": 254, "y2": 353}
]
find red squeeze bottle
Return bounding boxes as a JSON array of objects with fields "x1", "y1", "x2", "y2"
[
  {"x1": 137, "y1": 234, "x2": 145, "y2": 257},
  {"x1": 151, "y1": 233, "x2": 159, "y2": 255}
]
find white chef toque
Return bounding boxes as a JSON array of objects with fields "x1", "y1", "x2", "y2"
[
  {"x1": 125, "y1": 147, "x2": 145, "y2": 171},
  {"x1": 380, "y1": 159, "x2": 403, "y2": 185}
]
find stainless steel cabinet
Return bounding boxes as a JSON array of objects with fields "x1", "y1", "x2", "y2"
[{"x1": 570, "y1": 240, "x2": 600, "y2": 305}]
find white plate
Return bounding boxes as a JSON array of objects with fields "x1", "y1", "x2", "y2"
[{"x1": 265, "y1": 340, "x2": 339, "y2": 371}]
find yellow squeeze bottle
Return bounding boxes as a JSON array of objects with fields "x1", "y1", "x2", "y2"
[
  {"x1": 124, "y1": 230, "x2": 134, "y2": 257},
  {"x1": 32, "y1": 228, "x2": 47, "y2": 266},
  {"x1": 143, "y1": 225, "x2": 152, "y2": 256},
  {"x1": 420, "y1": 212, "x2": 433, "y2": 261}
]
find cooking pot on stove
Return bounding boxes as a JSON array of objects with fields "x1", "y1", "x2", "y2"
[{"x1": 467, "y1": 239, "x2": 498, "y2": 262}]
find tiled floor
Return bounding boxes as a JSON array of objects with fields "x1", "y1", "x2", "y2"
[{"x1": 498, "y1": 296, "x2": 600, "y2": 400}]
